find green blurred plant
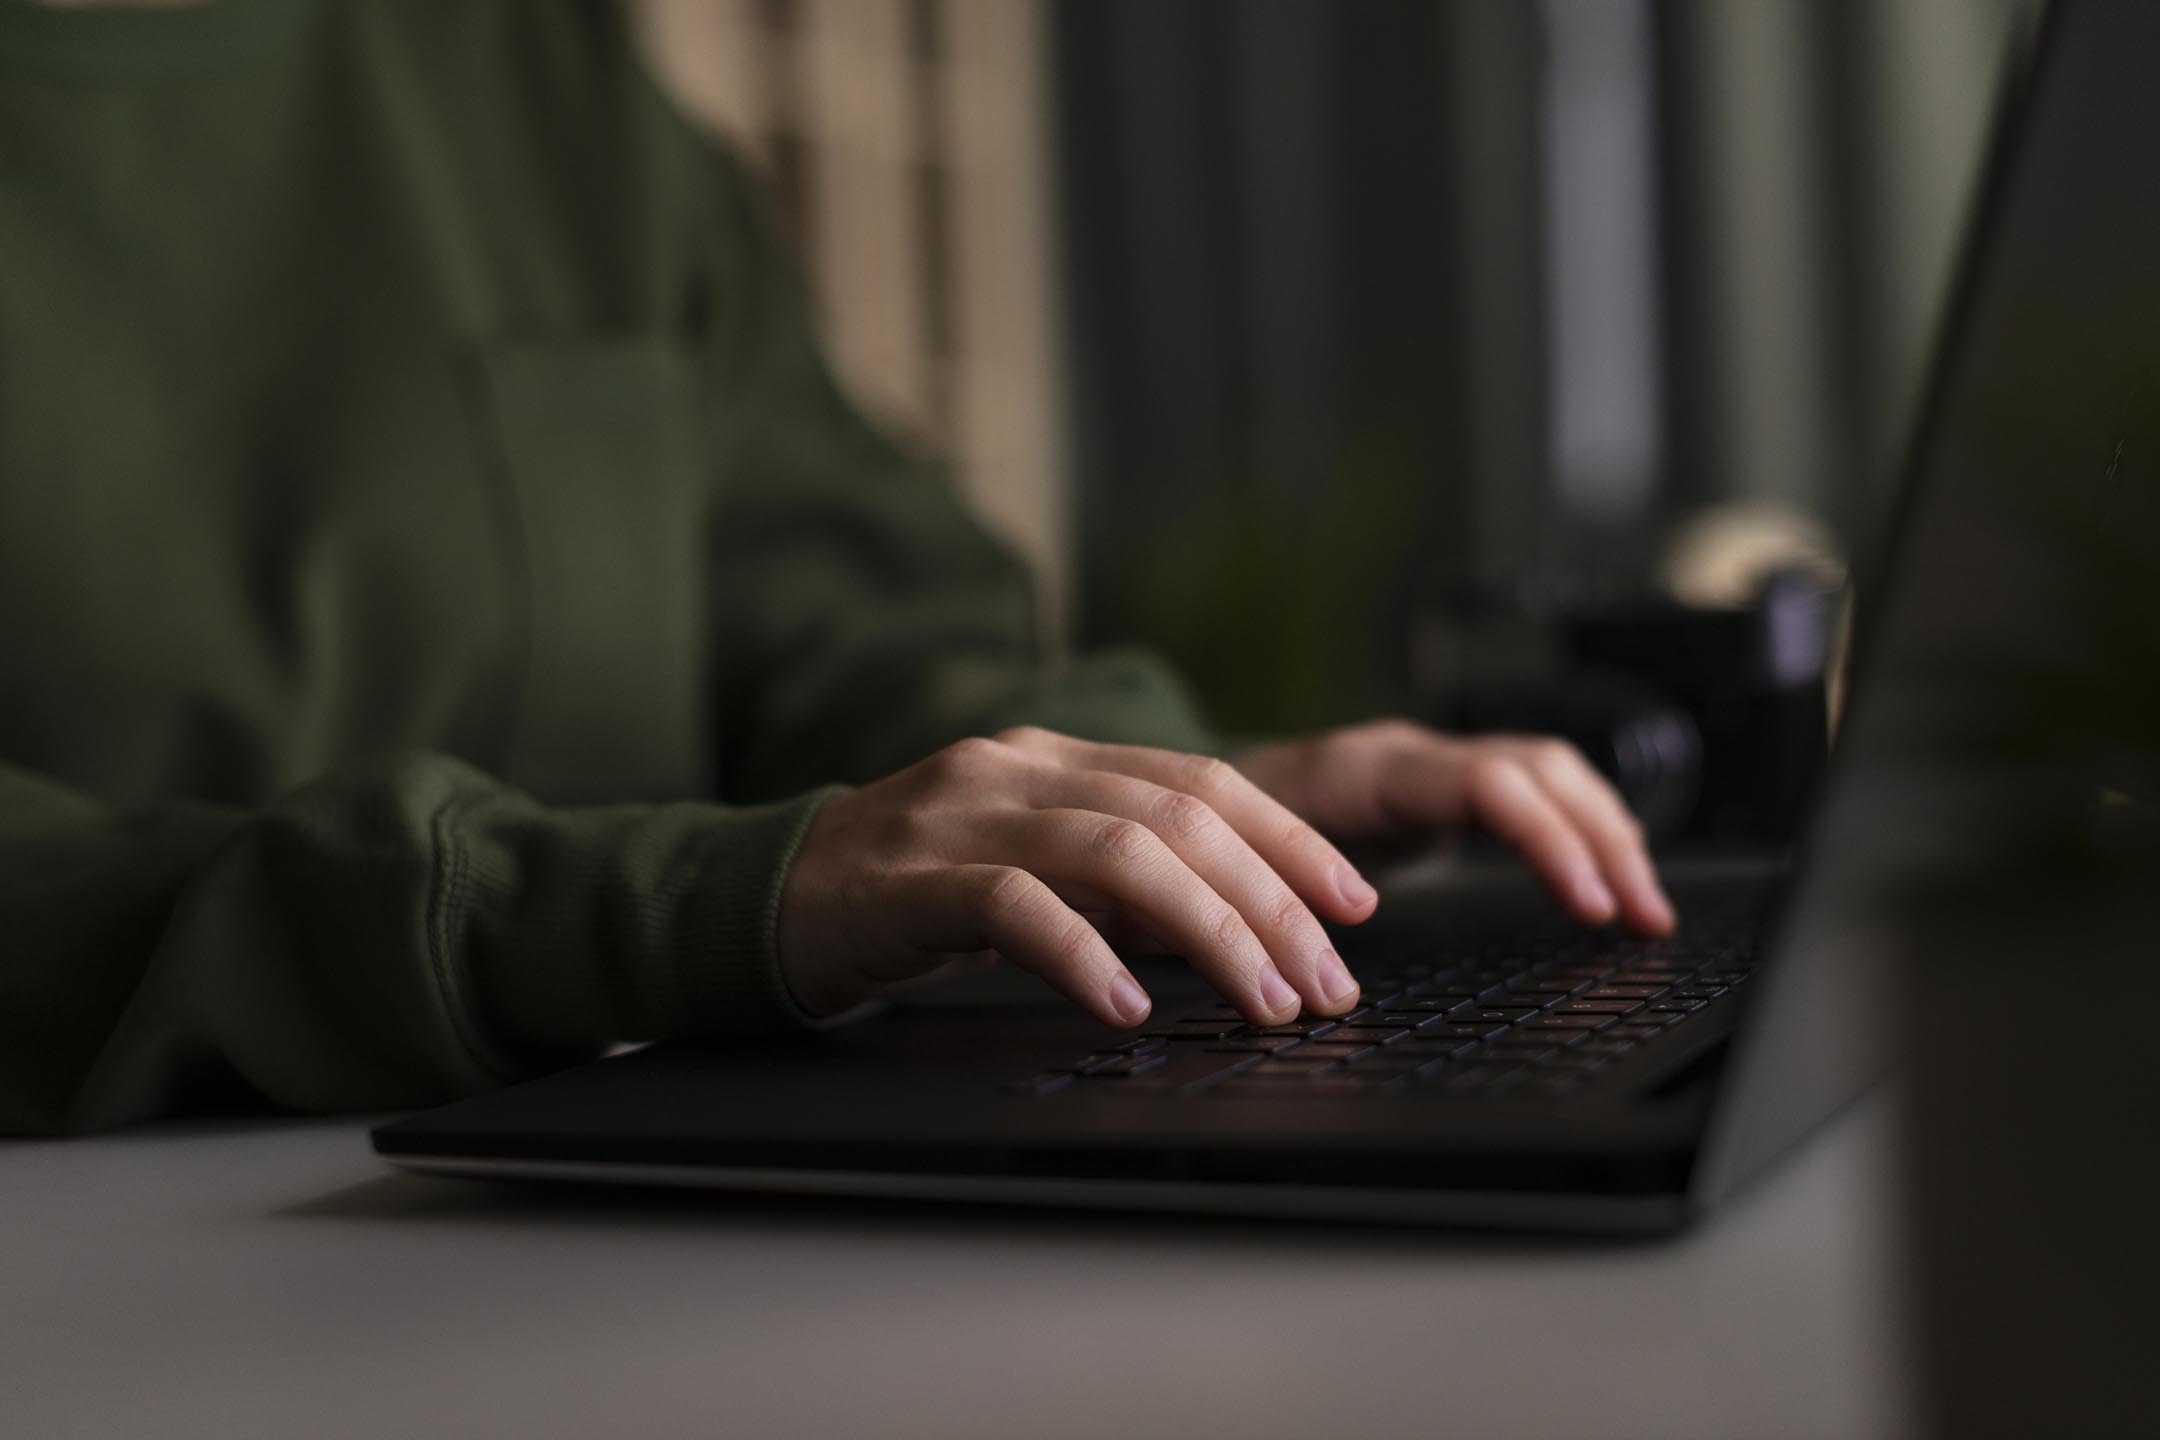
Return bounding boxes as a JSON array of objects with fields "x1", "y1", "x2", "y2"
[{"x1": 1087, "y1": 438, "x2": 1437, "y2": 736}]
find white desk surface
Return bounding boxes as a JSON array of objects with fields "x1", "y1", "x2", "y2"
[{"x1": 3, "y1": 1089, "x2": 1915, "y2": 1440}]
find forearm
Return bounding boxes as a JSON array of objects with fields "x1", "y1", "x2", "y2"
[{"x1": 0, "y1": 755, "x2": 839, "y2": 1135}]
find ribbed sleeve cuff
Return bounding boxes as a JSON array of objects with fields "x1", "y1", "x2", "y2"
[{"x1": 669, "y1": 784, "x2": 847, "y2": 1038}]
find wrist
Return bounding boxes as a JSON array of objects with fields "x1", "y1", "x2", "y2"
[
  {"x1": 772, "y1": 789, "x2": 869, "y2": 1019},
  {"x1": 677, "y1": 784, "x2": 850, "y2": 1035}
]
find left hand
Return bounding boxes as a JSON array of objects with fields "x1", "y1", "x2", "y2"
[{"x1": 1234, "y1": 719, "x2": 1675, "y2": 936}]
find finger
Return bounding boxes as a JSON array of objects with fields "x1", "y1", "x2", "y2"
[
  {"x1": 1513, "y1": 741, "x2": 1676, "y2": 935},
  {"x1": 967, "y1": 808, "x2": 1305, "y2": 1024},
  {"x1": 1032, "y1": 769, "x2": 1361, "y2": 1014},
  {"x1": 1001, "y1": 728, "x2": 1378, "y2": 925},
  {"x1": 1074, "y1": 907, "x2": 1174, "y2": 959},
  {"x1": 1455, "y1": 755, "x2": 1620, "y2": 926},
  {"x1": 905, "y1": 864, "x2": 1154, "y2": 1028}
]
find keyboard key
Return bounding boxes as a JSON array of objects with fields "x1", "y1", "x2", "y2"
[
  {"x1": 1247, "y1": 1019, "x2": 1340, "y2": 1038},
  {"x1": 1099, "y1": 1051, "x2": 1261, "y2": 1091},
  {"x1": 1397, "y1": 1035, "x2": 1483, "y2": 1061},
  {"x1": 1530, "y1": 965, "x2": 1612, "y2": 983},
  {"x1": 1298, "y1": 1041, "x2": 1378, "y2": 1064},
  {"x1": 1483, "y1": 993, "x2": 1565, "y2": 1012},
  {"x1": 1113, "y1": 1036, "x2": 1172, "y2": 1054},
  {"x1": 1520, "y1": 1013, "x2": 1619, "y2": 1031},
  {"x1": 1649, "y1": 998, "x2": 1708, "y2": 1014},
  {"x1": 1347, "y1": 1053, "x2": 1434, "y2": 1075},
  {"x1": 1399, "y1": 1022, "x2": 1508, "y2": 1045},
  {"x1": 1580, "y1": 984, "x2": 1665, "y2": 1000},
  {"x1": 1484, "y1": 1029, "x2": 1585, "y2": 1051},
  {"x1": 1326, "y1": 1025, "x2": 1416, "y2": 1044},
  {"x1": 1248, "y1": 1057, "x2": 1341, "y2": 1075},
  {"x1": 1449, "y1": 1006, "x2": 1540, "y2": 1025},
  {"x1": 1142, "y1": 1020, "x2": 1247, "y2": 1041},
  {"x1": 1468, "y1": 1031, "x2": 1572, "y2": 1053},
  {"x1": 1407, "y1": 1055, "x2": 1471, "y2": 1082},
  {"x1": 1203, "y1": 1037, "x2": 1306, "y2": 1054},
  {"x1": 1498, "y1": 978, "x2": 1583, "y2": 997},
  {"x1": 1553, "y1": 999, "x2": 1642, "y2": 1016},
  {"x1": 1075, "y1": 1053, "x2": 1168, "y2": 1077},
  {"x1": 1375, "y1": 1011, "x2": 1474, "y2": 1031}
]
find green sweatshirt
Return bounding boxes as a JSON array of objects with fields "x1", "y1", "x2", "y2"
[{"x1": 0, "y1": 0, "x2": 1214, "y2": 1134}]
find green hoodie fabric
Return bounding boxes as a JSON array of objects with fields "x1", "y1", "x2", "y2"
[{"x1": 0, "y1": 0, "x2": 1214, "y2": 1134}]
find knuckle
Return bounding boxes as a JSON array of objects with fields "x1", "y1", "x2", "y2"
[
  {"x1": 973, "y1": 865, "x2": 1038, "y2": 919},
  {"x1": 1047, "y1": 917, "x2": 1103, "y2": 967},
  {"x1": 1464, "y1": 753, "x2": 1519, "y2": 804},
  {"x1": 1176, "y1": 752, "x2": 1236, "y2": 795},
  {"x1": 993, "y1": 724, "x2": 1055, "y2": 749},
  {"x1": 1273, "y1": 813, "x2": 1329, "y2": 858},
  {"x1": 880, "y1": 805, "x2": 936, "y2": 852},
  {"x1": 1346, "y1": 716, "x2": 1426, "y2": 755},
  {"x1": 931, "y1": 735, "x2": 1007, "y2": 783},
  {"x1": 1372, "y1": 716, "x2": 1426, "y2": 744},
  {"x1": 1266, "y1": 890, "x2": 1316, "y2": 938},
  {"x1": 1207, "y1": 903, "x2": 1252, "y2": 957},
  {"x1": 1091, "y1": 817, "x2": 1158, "y2": 865},
  {"x1": 1154, "y1": 791, "x2": 1220, "y2": 843},
  {"x1": 1532, "y1": 737, "x2": 1579, "y2": 773}
]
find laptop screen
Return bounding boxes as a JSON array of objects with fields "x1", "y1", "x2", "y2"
[{"x1": 1694, "y1": 0, "x2": 2160, "y2": 1205}]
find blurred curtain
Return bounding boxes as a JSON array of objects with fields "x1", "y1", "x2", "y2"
[
  {"x1": 1054, "y1": 1, "x2": 1542, "y2": 732},
  {"x1": 628, "y1": 0, "x2": 1073, "y2": 632},
  {"x1": 1658, "y1": 0, "x2": 2040, "y2": 560}
]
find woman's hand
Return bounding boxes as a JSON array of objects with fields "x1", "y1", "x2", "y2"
[
  {"x1": 777, "y1": 727, "x2": 1378, "y2": 1029},
  {"x1": 776, "y1": 720, "x2": 1671, "y2": 1031},
  {"x1": 1234, "y1": 718, "x2": 1675, "y2": 936}
]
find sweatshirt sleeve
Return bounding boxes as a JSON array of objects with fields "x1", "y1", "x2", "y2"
[
  {"x1": 0, "y1": 753, "x2": 837, "y2": 1136},
  {"x1": 699, "y1": 157, "x2": 1220, "y2": 804}
]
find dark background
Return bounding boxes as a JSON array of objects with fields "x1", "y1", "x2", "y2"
[{"x1": 1052, "y1": 0, "x2": 2031, "y2": 733}]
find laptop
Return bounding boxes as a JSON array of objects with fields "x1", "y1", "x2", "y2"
[{"x1": 376, "y1": 0, "x2": 2115, "y2": 1233}]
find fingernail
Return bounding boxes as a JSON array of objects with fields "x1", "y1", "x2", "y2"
[
  {"x1": 1259, "y1": 967, "x2": 1300, "y2": 1016},
  {"x1": 1337, "y1": 864, "x2": 1378, "y2": 911},
  {"x1": 1109, "y1": 973, "x2": 1152, "y2": 1026},
  {"x1": 1319, "y1": 950, "x2": 1360, "y2": 1006},
  {"x1": 1649, "y1": 891, "x2": 1678, "y2": 932}
]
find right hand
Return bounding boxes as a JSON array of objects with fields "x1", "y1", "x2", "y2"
[{"x1": 775, "y1": 727, "x2": 1380, "y2": 1029}]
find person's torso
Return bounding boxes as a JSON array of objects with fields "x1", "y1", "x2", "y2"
[{"x1": 0, "y1": 0, "x2": 725, "y2": 808}]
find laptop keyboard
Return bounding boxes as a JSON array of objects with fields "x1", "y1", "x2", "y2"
[{"x1": 1005, "y1": 926, "x2": 1762, "y2": 1104}]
